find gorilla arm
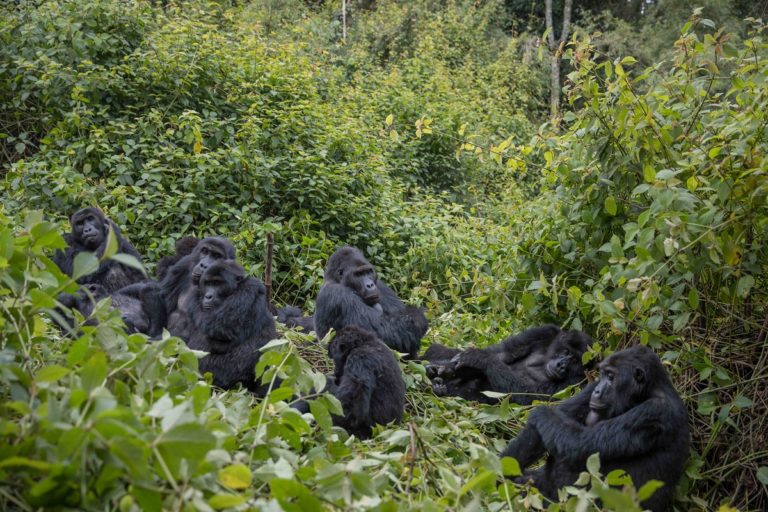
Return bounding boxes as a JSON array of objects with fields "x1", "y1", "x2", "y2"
[
  {"x1": 529, "y1": 392, "x2": 675, "y2": 462},
  {"x1": 315, "y1": 283, "x2": 426, "y2": 358}
]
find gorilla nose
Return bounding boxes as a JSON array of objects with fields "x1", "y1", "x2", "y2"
[
  {"x1": 204, "y1": 293, "x2": 214, "y2": 301},
  {"x1": 365, "y1": 281, "x2": 375, "y2": 290}
]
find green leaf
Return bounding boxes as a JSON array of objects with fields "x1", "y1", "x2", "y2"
[
  {"x1": 110, "y1": 253, "x2": 146, "y2": 275},
  {"x1": 459, "y1": 469, "x2": 495, "y2": 496},
  {"x1": 72, "y1": 251, "x2": 99, "y2": 280},
  {"x1": 604, "y1": 196, "x2": 617, "y2": 216},
  {"x1": 586, "y1": 453, "x2": 601, "y2": 475},
  {"x1": 757, "y1": 466, "x2": 768, "y2": 485},
  {"x1": 501, "y1": 457, "x2": 521, "y2": 477},
  {"x1": 103, "y1": 224, "x2": 119, "y2": 260},
  {"x1": 218, "y1": 464, "x2": 252, "y2": 490},
  {"x1": 36, "y1": 365, "x2": 70, "y2": 383},
  {"x1": 736, "y1": 275, "x2": 754, "y2": 298},
  {"x1": 81, "y1": 352, "x2": 108, "y2": 392},
  {"x1": 637, "y1": 479, "x2": 665, "y2": 502},
  {"x1": 269, "y1": 478, "x2": 323, "y2": 511},
  {"x1": 643, "y1": 164, "x2": 656, "y2": 183},
  {"x1": 155, "y1": 423, "x2": 216, "y2": 476},
  {"x1": 688, "y1": 288, "x2": 699, "y2": 309},
  {"x1": 309, "y1": 399, "x2": 332, "y2": 430},
  {"x1": 209, "y1": 494, "x2": 247, "y2": 509}
]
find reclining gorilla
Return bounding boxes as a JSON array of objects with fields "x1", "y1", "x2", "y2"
[
  {"x1": 162, "y1": 236, "x2": 236, "y2": 340},
  {"x1": 314, "y1": 246, "x2": 428, "y2": 359},
  {"x1": 54, "y1": 282, "x2": 166, "y2": 337},
  {"x1": 423, "y1": 325, "x2": 590, "y2": 404},
  {"x1": 325, "y1": 326, "x2": 405, "y2": 439},
  {"x1": 186, "y1": 260, "x2": 278, "y2": 393},
  {"x1": 501, "y1": 345, "x2": 689, "y2": 512},
  {"x1": 54, "y1": 207, "x2": 145, "y2": 293}
]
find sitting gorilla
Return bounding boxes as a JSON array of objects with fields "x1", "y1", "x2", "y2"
[
  {"x1": 53, "y1": 207, "x2": 145, "y2": 293},
  {"x1": 314, "y1": 246, "x2": 428, "y2": 359},
  {"x1": 277, "y1": 305, "x2": 315, "y2": 333},
  {"x1": 325, "y1": 325, "x2": 405, "y2": 439},
  {"x1": 186, "y1": 260, "x2": 277, "y2": 393},
  {"x1": 54, "y1": 281, "x2": 166, "y2": 337},
  {"x1": 501, "y1": 345, "x2": 689, "y2": 512},
  {"x1": 424, "y1": 325, "x2": 590, "y2": 404},
  {"x1": 161, "y1": 236, "x2": 236, "y2": 340},
  {"x1": 155, "y1": 236, "x2": 199, "y2": 281}
]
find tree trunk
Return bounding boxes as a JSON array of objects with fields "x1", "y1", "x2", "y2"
[{"x1": 544, "y1": 0, "x2": 573, "y2": 122}]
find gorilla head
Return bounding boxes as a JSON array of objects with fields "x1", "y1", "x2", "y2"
[
  {"x1": 70, "y1": 207, "x2": 109, "y2": 250},
  {"x1": 190, "y1": 237, "x2": 236, "y2": 286},
  {"x1": 324, "y1": 246, "x2": 380, "y2": 307}
]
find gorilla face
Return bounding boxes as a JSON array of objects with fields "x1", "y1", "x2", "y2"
[
  {"x1": 199, "y1": 261, "x2": 246, "y2": 311},
  {"x1": 325, "y1": 246, "x2": 381, "y2": 306},
  {"x1": 586, "y1": 348, "x2": 649, "y2": 426},
  {"x1": 71, "y1": 207, "x2": 107, "y2": 250},
  {"x1": 190, "y1": 237, "x2": 236, "y2": 285},
  {"x1": 521, "y1": 330, "x2": 589, "y2": 384}
]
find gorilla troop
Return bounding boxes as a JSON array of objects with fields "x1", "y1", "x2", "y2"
[
  {"x1": 326, "y1": 326, "x2": 405, "y2": 439},
  {"x1": 423, "y1": 325, "x2": 591, "y2": 404},
  {"x1": 186, "y1": 260, "x2": 278, "y2": 393},
  {"x1": 502, "y1": 345, "x2": 689, "y2": 512},
  {"x1": 53, "y1": 207, "x2": 145, "y2": 293},
  {"x1": 314, "y1": 246, "x2": 428, "y2": 359},
  {"x1": 162, "y1": 236, "x2": 237, "y2": 340}
]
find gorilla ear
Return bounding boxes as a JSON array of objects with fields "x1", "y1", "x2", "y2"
[{"x1": 634, "y1": 366, "x2": 646, "y2": 384}]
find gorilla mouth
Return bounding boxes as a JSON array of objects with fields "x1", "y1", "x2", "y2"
[
  {"x1": 545, "y1": 364, "x2": 565, "y2": 380},
  {"x1": 589, "y1": 401, "x2": 607, "y2": 411},
  {"x1": 202, "y1": 303, "x2": 214, "y2": 311},
  {"x1": 364, "y1": 294, "x2": 380, "y2": 306}
]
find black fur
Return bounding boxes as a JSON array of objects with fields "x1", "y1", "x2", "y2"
[
  {"x1": 162, "y1": 236, "x2": 236, "y2": 340},
  {"x1": 155, "y1": 236, "x2": 200, "y2": 281},
  {"x1": 53, "y1": 207, "x2": 144, "y2": 293},
  {"x1": 277, "y1": 305, "x2": 315, "y2": 333},
  {"x1": 424, "y1": 325, "x2": 590, "y2": 404},
  {"x1": 326, "y1": 325, "x2": 405, "y2": 439},
  {"x1": 315, "y1": 246, "x2": 428, "y2": 359},
  {"x1": 54, "y1": 281, "x2": 166, "y2": 337},
  {"x1": 186, "y1": 260, "x2": 277, "y2": 393},
  {"x1": 501, "y1": 345, "x2": 690, "y2": 512}
]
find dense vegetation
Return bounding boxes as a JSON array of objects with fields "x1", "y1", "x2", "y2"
[{"x1": 1, "y1": 0, "x2": 765, "y2": 510}]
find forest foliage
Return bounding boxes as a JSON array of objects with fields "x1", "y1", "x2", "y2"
[{"x1": 0, "y1": 0, "x2": 766, "y2": 511}]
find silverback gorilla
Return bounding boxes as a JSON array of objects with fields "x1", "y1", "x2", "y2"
[
  {"x1": 162, "y1": 236, "x2": 236, "y2": 341},
  {"x1": 424, "y1": 325, "x2": 590, "y2": 404},
  {"x1": 314, "y1": 246, "x2": 428, "y2": 359},
  {"x1": 186, "y1": 260, "x2": 277, "y2": 393},
  {"x1": 54, "y1": 207, "x2": 144, "y2": 293},
  {"x1": 326, "y1": 326, "x2": 405, "y2": 439},
  {"x1": 501, "y1": 345, "x2": 689, "y2": 512}
]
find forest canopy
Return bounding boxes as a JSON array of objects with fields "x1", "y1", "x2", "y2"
[{"x1": 0, "y1": 1, "x2": 766, "y2": 511}]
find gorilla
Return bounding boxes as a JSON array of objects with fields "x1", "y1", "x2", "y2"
[
  {"x1": 325, "y1": 325, "x2": 405, "y2": 439},
  {"x1": 501, "y1": 345, "x2": 689, "y2": 512},
  {"x1": 161, "y1": 236, "x2": 236, "y2": 340},
  {"x1": 54, "y1": 281, "x2": 166, "y2": 337},
  {"x1": 186, "y1": 260, "x2": 277, "y2": 393},
  {"x1": 314, "y1": 246, "x2": 428, "y2": 359},
  {"x1": 276, "y1": 305, "x2": 315, "y2": 333},
  {"x1": 53, "y1": 207, "x2": 145, "y2": 293},
  {"x1": 423, "y1": 325, "x2": 590, "y2": 405},
  {"x1": 155, "y1": 236, "x2": 200, "y2": 281}
]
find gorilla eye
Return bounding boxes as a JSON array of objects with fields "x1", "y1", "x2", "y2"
[
  {"x1": 338, "y1": 269, "x2": 344, "y2": 276},
  {"x1": 604, "y1": 370, "x2": 614, "y2": 380},
  {"x1": 201, "y1": 247, "x2": 209, "y2": 255}
]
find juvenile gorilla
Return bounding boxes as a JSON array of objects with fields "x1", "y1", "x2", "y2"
[
  {"x1": 424, "y1": 325, "x2": 590, "y2": 404},
  {"x1": 502, "y1": 345, "x2": 689, "y2": 512},
  {"x1": 315, "y1": 246, "x2": 428, "y2": 359},
  {"x1": 162, "y1": 236, "x2": 236, "y2": 340},
  {"x1": 186, "y1": 260, "x2": 277, "y2": 393},
  {"x1": 155, "y1": 236, "x2": 200, "y2": 281},
  {"x1": 54, "y1": 282, "x2": 166, "y2": 337},
  {"x1": 54, "y1": 207, "x2": 145, "y2": 293},
  {"x1": 326, "y1": 326, "x2": 405, "y2": 439}
]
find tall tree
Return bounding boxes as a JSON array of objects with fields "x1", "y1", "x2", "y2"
[{"x1": 545, "y1": 0, "x2": 573, "y2": 121}]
